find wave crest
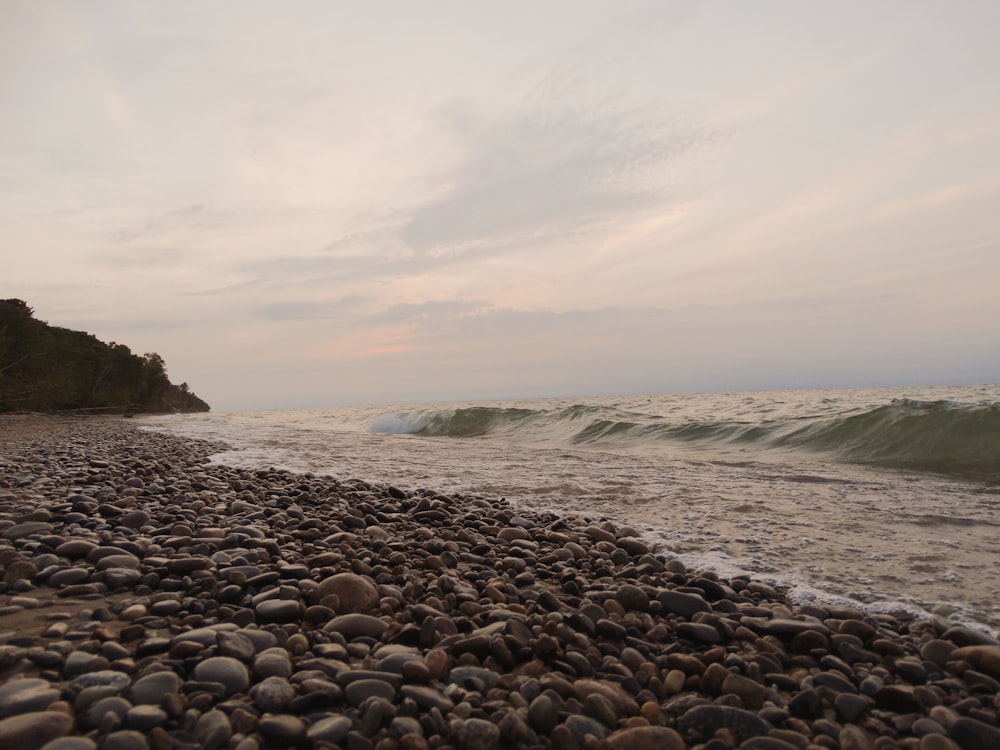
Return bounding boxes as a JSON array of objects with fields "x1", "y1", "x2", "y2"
[{"x1": 370, "y1": 398, "x2": 1000, "y2": 483}]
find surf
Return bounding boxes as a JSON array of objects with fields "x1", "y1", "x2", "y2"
[{"x1": 369, "y1": 396, "x2": 1000, "y2": 483}]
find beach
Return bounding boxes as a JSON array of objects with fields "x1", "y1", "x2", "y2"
[
  {"x1": 141, "y1": 387, "x2": 1000, "y2": 633},
  {"x1": 0, "y1": 416, "x2": 998, "y2": 750}
]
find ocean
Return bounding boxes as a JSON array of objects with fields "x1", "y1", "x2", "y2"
[{"x1": 140, "y1": 383, "x2": 1000, "y2": 634}]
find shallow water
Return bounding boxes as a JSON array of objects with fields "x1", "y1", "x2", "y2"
[{"x1": 142, "y1": 384, "x2": 1000, "y2": 633}]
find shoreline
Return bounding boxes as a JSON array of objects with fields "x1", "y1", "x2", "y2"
[
  {"x1": 0, "y1": 417, "x2": 998, "y2": 749},
  {"x1": 138, "y1": 403, "x2": 1000, "y2": 637}
]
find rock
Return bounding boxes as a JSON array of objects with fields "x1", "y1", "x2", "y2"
[
  {"x1": 582, "y1": 693, "x2": 618, "y2": 728},
  {"x1": 920, "y1": 639, "x2": 957, "y2": 667},
  {"x1": 63, "y1": 651, "x2": 106, "y2": 678},
  {"x1": 572, "y1": 679, "x2": 639, "y2": 716},
  {"x1": 103, "y1": 568, "x2": 142, "y2": 588},
  {"x1": 678, "y1": 705, "x2": 772, "y2": 744},
  {"x1": 458, "y1": 718, "x2": 500, "y2": 750},
  {"x1": 3, "y1": 522, "x2": 53, "y2": 540},
  {"x1": 3, "y1": 560, "x2": 38, "y2": 586},
  {"x1": 259, "y1": 714, "x2": 307, "y2": 745},
  {"x1": 336, "y1": 670, "x2": 403, "y2": 692},
  {"x1": 194, "y1": 709, "x2": 232, "y2": 750},
  {"x1": 123, "y1": 705, "x2": 167, "y2": 731},
  {"x1": 874, "y1": 684, "x2": 922, "y2": 713},
  {"x1": 47, "y1": 568, "x2": 91, "y2": 587},
  {"x1": 0, "y1": 711, "x2": 74, "y2": 747},
  {"x1": 120, "y1": 510, "x2": 150, "y2": 529},
  {"x1": 251, "y1": 676, "x2": 296, "y2": 712},
  {"x1": 0, "y1": 678, "x2": 62, "y2": 718},
  {"x1": 941, "y1": 627, "x2": 999, "y2": 647},
  {"x1": 950, "y1": 645, "x2": 1000, "y2": 680},
  {"x1": 399, "y1": 685, "x2": 454, "y2": 713},
  {"x1": 615, "y1": 584, "x2": 650, "y2": 611},
  {"x1": 39, "y1": 738, "x2": 98, "y2": 750},
  {"x1": 94, "y1": 554, "x2": 140, "y2": 571},
  {"x1": 165, "y1": 556, "x2": 213, "y2": 575},
  {"x1": 86, "y1": 696, "x2": 130, "y2": 731},
  {"x1": 739, "y1": 737, "x2": 804, "y2": 750},
  {"x1": 789, "y1": 688, "x2": 820, "y2": 718},
  {"x1": 192, "y1": 656, "x2": 250, "y2": 695},
  {"x1": 170, "y1": 627, "x2": 218, "y2": 647},
  {"x1": 255, "y1": 599, "x2": 301, "y2": 622},
  {"x1": 129, "y1": 672, "x2": 181, "y2": 705},
  {"x1": 919, "y1": 734, "x2": 958, "y2": 750},
  {"x1": 563, "y1": 713, "x2": 609, "y2": 742},
  {"x1": 307, "y1": 715, "x2": 352, "y2": 745},
  {"x1": 99, "y1": 730, "x2": 149, "y2": 750},
  {"x1": 912, "y1": 719, "x2": 948, "y2": 738},
  {"x1": 346, "y1": 678, "x2": 396, "y2": 706},
  {"x1": 722, "y1": 673, "x2": 767, "y2": 709},
  {"x1": 216, "y1": 632, "x2": 256, "y2": 661},
  {"x1": 605, "y1": 726, "x2": 685, "y2": 750},
  {"x1": 838, "y1": 724, "x2": 873, "y2": 750},
  {"x1": 834, "y1": 692, "x2": 869, "y2": 723},
  {"x1": 323, "y1": 613, "x2": 388, "y2": 639},
  {"x1": 253, "y1": 647, "x2": 292, "y2": 679},
  {"x1": 677, "y1": 622, "x2": 723, "y2": 644},
  {"x1": 313, "y1": 572, "x2": 379, "y2": 612},
  {"x1": 949, "y1": 717, "x2": 1000, "y2": 750},
  {"x1": 528, "y1": 694, "x2": 559, "y2": 733},
  {"x1": 54, "y1": 540, "x2": 98, "y2": 559},
  {"x1": 71, "y1": 671, "x2": 131, "y2": 692},
  {"x1": 657, "y1": 589, "x2": 711, "y2": 618},
  {"x1": 761, "y1": 618, "x2": 830, "y2": 637}
]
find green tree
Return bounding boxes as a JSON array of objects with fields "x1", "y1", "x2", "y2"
[{"x1": 0, "y1": 300, "x2": 209, "y2": 413}]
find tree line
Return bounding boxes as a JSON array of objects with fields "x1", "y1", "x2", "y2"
[{"x1": 0, "y1": 299, "x2": 210, "y2": 414}]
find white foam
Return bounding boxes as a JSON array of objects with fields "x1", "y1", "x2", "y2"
[{"x1": 368, "y1": 413, "x2": 423, "y2": 434}]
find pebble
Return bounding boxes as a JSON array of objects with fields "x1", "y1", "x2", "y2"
[
  {"x1": 313, "y1": 572, "x2": 380, "y2": 613},
  {"x1": 306, "y1": 715, "x2": 352, "y2": 744},
  {"x1": 605, "y1": 725, "x2": 685, "y2": 750},
  {"x1": 0, "y1": 417, "x2": 996, "y2": 750},
  {"x1": 193, "y1": 656, "x2": 250, "y2": 695},
  {"x1": 194, "y1": 709, "x2": 232, "y2": 750},
  {"x1": 39, "y1": 739, "x2": 99, "y2": 750},
  {"x1": 250, "y1": 675, "x2": 296, "y2": 712},
  {"x1": 129, "y1": 671, "x2": 181, "y2": 704},
  {"x1": 0, "y1": 678, "x2": 61, "y2": 717},
  {"x1": 458, "y1": 717, "x2": 500, "y2": 750},
  {"x1": 258, "y1": 714, "x2": 306, "y2": 745},
  {"x1": 678, "y1": 704, "x2": 773, "y2": 744},
  {"x1": 0, "y1": 710, "x2": 74, "y2": 746}
]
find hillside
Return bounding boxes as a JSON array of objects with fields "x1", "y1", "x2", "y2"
[{"x1": 0, "y1": 299, "x2": 210, "y2": 414}]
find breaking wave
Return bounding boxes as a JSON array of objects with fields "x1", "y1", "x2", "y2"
[{"x1": 370, "y1": 398, "x2": 1000, "y2": 483}]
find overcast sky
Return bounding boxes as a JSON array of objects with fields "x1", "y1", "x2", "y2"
[{"x1": 3, "y1": 1, "x2": 998, "y2": 410}]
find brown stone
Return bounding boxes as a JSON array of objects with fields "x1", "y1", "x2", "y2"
[
  {"x1": 950, "y1": 645, "x2": 1000, "y2": 680},
  {"x1": 313, "y1": 572, "x2": 379, "y2": 613},
  {"x1": 722, "y1": 673, "x2": 767, "y2": 709},
  {"x1": 838, "y1": 724, "x2": 873, "y2": 750},
  {"x1": 572, "y1": 679, "x2": 639, "y2": 716},
  {"x1": 0, "y1": 711, "x2": 73, "y2": 747},
  {"x1": 605, "y1": 726, "x2": 685, "y2": 750}
]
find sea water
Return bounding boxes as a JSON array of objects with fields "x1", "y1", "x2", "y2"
[{"x1": 141, "y1": 384, "x2": 1000, "y2": 634}]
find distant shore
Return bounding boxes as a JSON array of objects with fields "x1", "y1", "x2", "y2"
[{"x1": 0, "y1": 417, "x2": 998, "y2": 749}]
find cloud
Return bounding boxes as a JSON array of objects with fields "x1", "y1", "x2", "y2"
[
  {"x1": 253, "y1": 297, "x2": 366, "y2": 321},
  {"x1": 308, "y1": 324, "x2": 421, "y2": 361},
  {"x1": 400, "y1": 101, "x2": 704, "y2": 258},
  {"x1": 107, "y1": 203, "x2": 227, "y2": 243},
  {"x1": 368, "y1": 299, "x2": 487, "y2": 325}
]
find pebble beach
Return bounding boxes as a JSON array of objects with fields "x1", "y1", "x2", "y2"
[{"x1": 0, "y1": 416, "x2": 998, "y2": 750}]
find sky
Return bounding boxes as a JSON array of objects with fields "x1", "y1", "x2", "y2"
[{"x1": 2, "y1": 1, "x2": 999, "y2": 411}]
